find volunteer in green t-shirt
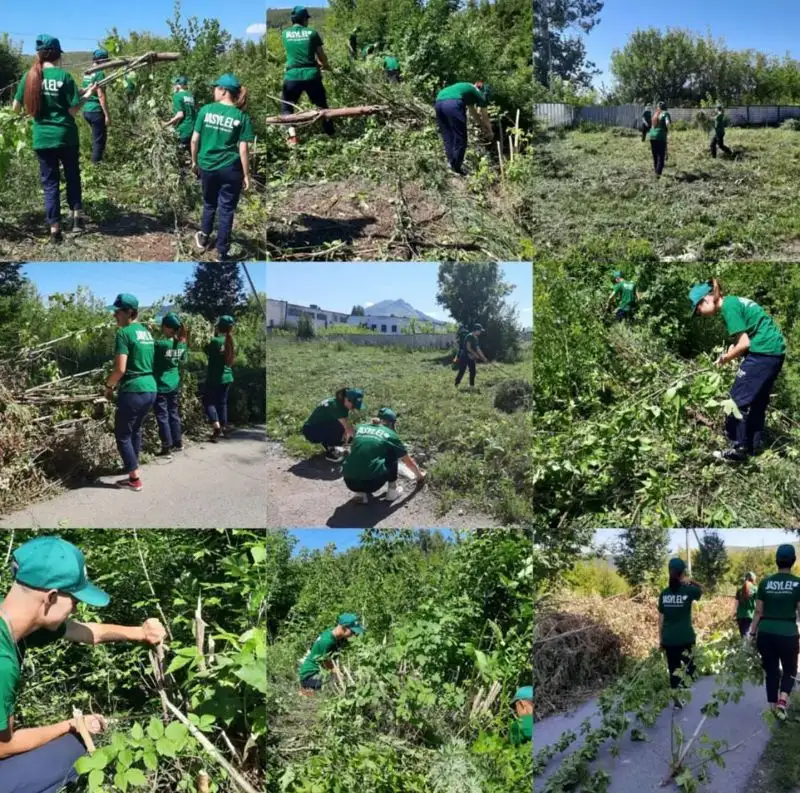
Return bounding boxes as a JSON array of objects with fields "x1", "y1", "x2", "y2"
[
  {"x1": 302, "y1": 388, "x2": 365, "y2": 462},
  {"x1": 640, "y1": 105, "x2": 652, "y2": 141},
  {"x1": 658, "y1": 558, "x2": 702, "y2": 709},
  {"x1": 434, "y1": 81, "x2": 492, "y2": 175},
  {"x1": 164, "y1": 76, "x2": 197, "y2": 153},
  {"x1": 689, "y1": 278, "x2": 786, "y2": 462},
  {"x1": 710, "y1": 104, "x2": 732, "y2": 159},
  {"x1": 205, "y1": 315, "x2": 236, "y2": 443},
  {"x1": 342, "y1": 407, "x2": 426, "y2": 504},
  {"x1": 647, "y1": 101, "x2": 671, "y2": 178},
  {"x1": 607, "y1": 271, "x2": 641, "y2": 323},
  {"x1": 298, "y1": 613, "x2": 365, "y2": 694},
  {"x1": 509, "y1": 686, "x2": 534, "y2": 745},
  {"x1": 11, "y1": 34, "x2": 98, "y2": 243},
  {"x1": 191, "y1": 73, "x2": 254, "y2": 261},
  {"x1": 747, "y1": 544, "x2": 800, "y2": 720},
  {"x1": 105, "y1": 293, "x2": 157, "y2": 491},
  {"x1": 152, "y1": 312, "x2": 189, "y2": 459},
  {"x1": 80, "y1": 49, "x2": 112, "y2": 163},
  {"x1": 455, "y1": 323, "x2": 489, "y2": 389},
  {"x1": 383, "y1": 55, "x2": 401, "y2": 83},
  {"x1": 280, "y1": 6, "x2": 334, "y2": 145},
  {"x1": 734, "y1": 571, "x2": 757, "y2": 638},
  {"x1": 0, "y1": 536, "x2": 165, "y2": 787}
]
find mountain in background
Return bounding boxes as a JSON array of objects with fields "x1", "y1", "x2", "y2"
[{"x1": 364, "y1": 299, "x2": 444, "y2": 324}]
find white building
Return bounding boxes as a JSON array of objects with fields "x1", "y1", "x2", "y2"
[
  {"x1": 347, "y1": 315, "x2": 448, "y2": 334},
  {"x1": 267, "y1": 299, "x2": 350, "y2": 329}
]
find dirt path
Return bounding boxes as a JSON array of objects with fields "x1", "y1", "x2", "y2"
[{"x1": 266, "y1": 441, "x2": 493, "y2": 528}]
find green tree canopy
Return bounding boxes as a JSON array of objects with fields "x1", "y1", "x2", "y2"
[{"x1": 614, "y1": 526, "x2": 670, "y2": 590}]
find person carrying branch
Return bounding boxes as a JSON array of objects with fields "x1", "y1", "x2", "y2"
[
  {"x1": 434, "y1": 81, "x2": 492, "y2": 176},
  {"x1": 747, "y1": 544, "x2": 800, "y2": 720},
  {"x1": 191, "y1": 73, "x2": 254, "y2": 262},
  {"x1": 298, "y1": 613, "x2": 365, "y2": 695},
  {"x1": 105, "y1": 293, "x2": 157, "y2": 492},
  {"x1": 164, "y1": 76, "x2": 197, "y2": 154},
  {"x1": 710, "y1": 104, "x2": 733, "y2": 159},
  {"x1": 342, "y1": 407, "x2": 426, "y2": 504},
  {"x1": 658, "y1": 558, "x2": 702, "y2": 710},
  {"x1": 734, "y1": 571, "x2": 757, "y2": 638},
  {"x1": 302, "y1": 388, "x2": 365, "y2": 463},
  {"x1": 0, "y1": 535, "x2": 166, "y2": 792},
  {"x1": 509, "y1": 686, "x2": 534, "y2": 745},
  {"x1": 12, "y1": 34, "x2": 98, "y2": 243},
  {"x1": 152, "y1": 312, "x2": 189, "y2": 459},
  {"x1": 606, "y1": 271, "x2": 640, "y2": 323},
  {"x1": 80, "y1": 49, "x2": 112, "y2": 164},
  {"x1": 205, "y1": 315, "x2": 236, "y2": 443},
  {"x1": 689, "y1": 279, "x2": 786, "y2": 462},
  {"x1": 455, "y1": 323, "x2": 488, "y2": 389},
  {"x1": 647, "y1": 101, "x2": 671, "y2": 178},
  {"x1": 280, "y1": 6, "x2": 334, "y2": 146},
  {"x1": 640, "y1": 105, "x2": 652, "y2": 141}
]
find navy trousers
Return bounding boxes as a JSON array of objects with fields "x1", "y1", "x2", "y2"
[
  {"x1": 204, "y1": 383, "x2": 231, "y2": 425},
  {"x1": 115, "y1": 391, "x2": 157, "y2": 472},
  {"x1": 302, "y1": 420, "x2": 345, "y2": 449},
  {"x1": 154, "y1": 389, "x2": 182, "y2": 448},
  {"x1": 650, "y1": 138, "x2": 667, "y2": 175},
  {"x1": 281, "y1": 77, "x2": 334, "y2": 135},
  {"x1": 455, "y1": 354, "x2": 477, "y2": 386},
  {"x1": 435, "y1": 99, "x2": 468, "y2": 173},
  {"x1": 344, "y1": 449, "x2": 400, "y2": 494},
  {"x1": 82, "y1": 111, "x2": 107, "y2": 162},
  {"x1": 200, "y1": 162, "x2": 244, "y2": 257},
  {"x1": 0, "y1": 733, "x2": 84, "y2": 793},
  {"x1": 710, "y1": 133, "x2": 732, "y2": 158},
  {"x1": 726, "y1": 353, "x2": 784, "y2": 453},
  {"x1": 36, "y1": 146, "x2": 82, "y2": 225}
]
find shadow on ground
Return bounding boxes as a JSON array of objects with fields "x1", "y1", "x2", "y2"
[{"x1": 326, "y1": 486, "x2": 423, "y2": 528}]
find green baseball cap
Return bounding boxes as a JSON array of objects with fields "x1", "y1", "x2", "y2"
[
  {"x1": 668, "y1": 557, "x2": 686, "y2": 574},
  {"x1": 92, "y1": 48, "x2": 109, "y2": 61},
  {"x1": 212, "y1": 73, "x2": 241, "y2": 91},
  {"x1": 173, "y1": 76, "x2": 188, "y2": 86},
  {"x1": 345, "y1": 388, "x2": 364, "y2": 410},
  {"x1": 378, "y1": 407, "x2": 397, "y2": 423},
  {"x1": 777, "y1": 544, "x2": 796, "y2": 564},
  {"x1": 216, "y1": 314, "x2": 236, "y2": 330},
  {"x1": 162, "y1": 312, "x2": 181, "y2": 329},
  {"x1": 337, "y1": 612, "x2": 364, "y2": 635},
  {"x1": 113, "y1": 293, "x2": 139, "y2": 311},
  {"x1": 512, "y1": 685, "x2": 533, "y2": 703},
  {"x1": 688, "y1": 282, "x2": 713, "y2": 317},
  {"x1": 36, "y1": 34, "x2": 63, "y2": 54},
  {"x1": 291, "y1": 5, "x2": 310, "y2": 17},
  {"x1": 613, "y1": 270, "x2": 623, "y2": 280},
  {"x1": 12, "y1": 537, "x2": 110, "y2": 607}
]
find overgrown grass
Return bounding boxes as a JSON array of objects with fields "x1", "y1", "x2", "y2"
[
  {"x1": 748, "y1": 695, "x2": 800, "y2": 792},
  {"x1": 523, "y1": 127, "x2": 800, "y2": 260},
  {"x1": 266, "y1": 338, "x2": 533, "y2": 524}
]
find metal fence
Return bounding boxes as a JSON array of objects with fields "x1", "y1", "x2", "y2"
[{"x1": 534, "y1": 103, "x2": 800, "y2": 129}]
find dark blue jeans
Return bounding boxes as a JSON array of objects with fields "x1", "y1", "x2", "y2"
[
  {"x1": 0, "y1": 733, "x2": 84, "y2": 793},
  {"x1": 434, "y1": 99, "x2": 467, "y2": 173},
  {"x1": 199, "y1": 162, "x2": 244, "y2": 256},
  {"x1": 115, "y1": 391, "x2": 157, "y2": 473},
  {"x1": 726, "y1": 353, "x2": 785, "y2": 453},
  {"x1": 281, "y1": 76, "x2": 334, "y2": 135},
  {"x1": 204, "y1": 382, "x2": 231, "y2": 425},
  {"x1": 615, "y1": 308, "x2": 634, "y2": 323},
  {"x1": 455, "y1": 354, "x2": 477, "y2": 386},
  {"x1": 344, "y1": 449, "x2": 400, "y2": 494},
  {"x1": 83, "y1": 110, "x2": 107, "y2": 162},
  {"x1": 36, "y1": 146, "x2": 82, "y2": 225},
  {"x1": 154, "y1": 389, "x2": 182, "y2": 448},
  {"x1": 303, "y1": 420, "x2": 345, "y2": 449}
]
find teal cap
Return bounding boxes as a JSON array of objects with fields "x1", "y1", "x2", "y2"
[
  {"x1": 291, "y1": 5, "x2": 310, "y2": 19},
  {"x1": 113, "y1": 293, "x2": 139, "y2": 311},
  {"x1": 92, "y1": 48, "x2": 109, "y2": 61},
  {"x1": 512, "y1": 685, "x2": 534, "y2": 703},
  {"x1": 345, "y1": 388, "x2": 364, "y2": 410},
  {"x1": 36, "y1": 34, "x2": 63, "y2": 54},
  {"x1": 378, "y1": 407, "x2": 397, "y2": 423},
  {"x1": 216, "y1": 314, "x2": 236, "y2": 330},
  {"x1": 173, "y1": 76, "x2": 188, "y2": 86},
  {"x1": 12, "y1": 537, "x2": 110, "y2": 607},
  {"x1": 777, "y1": 544, "x2": 796, "y2": 564},
  {"x1": 162, "y1": 312, "x2": 181, "y2": 329},
  {"x1": 668, "y1": 557, "x2": 686, "y2": 574},
  {"x1": 688, "y1": 282, "x2": 713, "y2": 316},
  {"x1": 212, "y1": 73, "x2": 241, "y2": 91},
  {"x1": 337, "y1": 612, "x2": 364, "y2": 635},
  {"x1": 613, "y1": 270, "x2": 623, "y2": 280}
]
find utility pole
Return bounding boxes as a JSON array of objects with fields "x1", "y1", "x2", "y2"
[{"x1": 685, "y1": 529, "x2": 692, "y2": 575}]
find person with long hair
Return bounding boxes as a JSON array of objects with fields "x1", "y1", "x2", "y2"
[
  {"x1": 80, "y1": 49, "x2": 112, "y2": 163},
  {"x1": 647, "y1": 100, "x2": 671, "y2": 178},
  {"x1": 105, "y1": 293, "x2": 157, "y2": 492},
  {"x1": 658, "y1": 557, "x2": 702, "y2": 709},
  {"x1": 191, "y1": 74, "x2": 254, "y2": 262},
  {"x1": 434, "y1": 81, "x2": 492, "y2": 176},
  {"x1": 302, "y1": 388, "x2": 365, "y2": 462},
  {"x1": 689, "y1": 278, "x2": 786, "y2": 462},
  {"x1": 11, "y1": 34, "x2": 98, "y2": 242},
  {"x1": 152, "y1": 312, "x2": 189, "y2": 459},
  {"x1": 164, "y1": 77, "x2": 196, "y2": 154},
  {"x1": 747, "y1": 544, "x2": 800, "y2": 721},
  {"x1": 734, "y1": 571, "x2": 757, "y2": 637},
  {"x1": 204, "y1": 315, "x2": 236, "y2": 443}
]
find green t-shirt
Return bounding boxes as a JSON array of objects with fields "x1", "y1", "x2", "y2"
[
  {"x1": 342, "y1": 423, "x2": 408, "y2": 481},
  {"x1": 612, "y1": 280, "x2": 637, "y2": 311},
  {"x1": 194, "y1": 102, "x2": 255, "y2": 171},
  {"x1": 648, "y1": 111, "x2": 671, "y2": 141},
  {"x1": 383, "y1": 56, "x2": 399, "y2": 71},
  {"x1": 436, "y1": 82, "x2": 488, "y2": 106},
  {"x1": 206, "y1": 336, "x2": 234, "y2": 386},
  {"x1": 462, "y1": 332, "x2": 481, "y2": 357},
  {"x1": 282, "y1": 24, "x2": 323, "y2": 81},
  {"x1": 298, "y1": 628, "x2": 342, "y2": 681},
  {"x1": 14, "y1": 67, "x2": 80, "y2": 150},
  {"x1": 153, "y1": 339, "x2": 188, "y2": 393},
  {"x1": 0, "y1": 619, "x2": 66, "y2": 731},
  {"x1": 720, "y1": 296, "x2": 786, "y2": 357},
  {"x1": 81, "y1": 70, "x2": 105, "y2": 113},
  {"x1": 509, "y1": 714, "x2": 533, "y2": 745},
  {"x1": 658, "y1": 583, "x2": 702, "y2": 646},
  {"x1": 735, "y1": 581, "x2": 757, "y2": 620},
  {"x1": 757, "y1": 572, "x2": 800, "y2": 637},
  {"x1": 642, "y1": 109, "x2": 652, "y2": 125},
  {"x1": 714, "y1": 112, "x2": 727, "y2": 136},
  {"x1": 173, "y1": 90, "x2": 197, "y2": 140},
  {"x1": 114, "y1": 323, "x2": 156, "y2": 394},
  {"x1": 306, "y1": 396, "x2": 349, "y2": 427}
]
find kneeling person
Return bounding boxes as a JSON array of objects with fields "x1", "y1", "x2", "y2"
[
  {"x1": 298, "y1": 613, "x2": 364, "y2": 694},
  {"x1": 509, "y1": 685, "x2": 534, "y2": 745},
  {"x1": 302, "y1": 387, "x2": 364, "y2": 462}
]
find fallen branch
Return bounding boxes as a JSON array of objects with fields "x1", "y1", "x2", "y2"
[
  {"x1": 85, "y1": 52, "x2": 180, "y2": 75},
  {"x1": 266, "y1": 104, "x2": 390, "y2": 124},
  {"x1": 72, "y1": 709, "x2": 96, "y2": 754}
]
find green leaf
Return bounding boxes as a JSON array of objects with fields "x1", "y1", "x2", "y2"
[
  {"x1": 125, "y1": 768, "x2": 149, "y2": 787},
  {"x1": 142, "y1": 749, "x2": 158, "y2": 771},
  {"x1": 75, "y1": 755, "x2": 95, "y2": 775},
  {"x1": 115, "y1": 769, "x2": 129, "y2": 792},
  {"x1": 118, "y1": 748, "x2": 134, "y2": 768},
  {"x1": 156, "y1": 737, "x2": 177, "y2": 758},
  {"x1": 234, "y1": 661, "x2": 267, "y2": 694},
  {"x1": 130, "y1": 722, "x2": 144, "y2": 741},
  {"x1": 88, "y1": 768, "x2": 105, "y2": 792},
  {"x1": 166, "y1": 654, "x2": 194, "y2": 675},
  {"x1": 165, "y1": 721, "x2": 188, "y2": 744},
  {"x1": 250, "y1": 545, "x2": 266, "y2": 564},
  {"x1": 147, "y1": 717, "x2": 164, "y2": 740}
]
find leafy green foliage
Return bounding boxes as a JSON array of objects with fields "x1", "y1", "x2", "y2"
[
  {"x1": 692, "y1": 532, "x2": 731, "y2": 593},
  {"x1": 614, "y1": 527, "x2": 670, "y2": 589}
]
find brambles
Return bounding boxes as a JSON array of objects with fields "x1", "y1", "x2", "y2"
[{"x1": 494, "y1": 379, "x2": 532, "y2": 413}]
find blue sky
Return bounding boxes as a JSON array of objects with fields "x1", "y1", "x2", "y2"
[
  {"x1": 593, "y1": 529, "x2": 798, "y2": 553},
  {"x1": 288, "y1": 529, "x2": 455, "y2": 554},
  {"x1": 22, "y1": 263, "x2": 266, "y2": 306},
  {"x1": 265, "y1": 263, "x2": 533, "y2": 327},
  {"x1": 3, "y1": 2, "x2": 265, "y2": 54},
  {"x1": 582, "y1": 1, "x2": 800, "y2": 89}
]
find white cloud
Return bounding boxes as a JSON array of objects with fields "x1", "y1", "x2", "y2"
[
  {"x1": 364, "y1": 302, "x2": 375, "y2": 307},
  {"x1": 246, "y1": 22, "x2": 267, "y2": 36}
]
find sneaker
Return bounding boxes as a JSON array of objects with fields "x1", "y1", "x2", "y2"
[
  {"x1": 209, "y1": 428, "x2": 222, "y2": 444},
  {"x1": 383, "y1": 485, "x2": 403, "y2": 501},
  {"x1": 71, "y1": 216, "x2": 86, "y2": 234},
  {"x1": 672, "y1": 700, "x2": 683, "y2": 711},
  {"x1": 351, "y1": 492, "x2": 369, "y2": 505},
  {"x1": 195, "y1": 231, "x2": 209, "y2": 251},
  {"x1": 713, "y1": 448, "x2": 747, "y2": 463},
  {"x1": 49, "y1": 230, "x2": 63, "y2": 244},
  {"x1": 157, "y1": 447, "x2": 173, "y2": 459},
  {"x1": 775, "y1": 704, "x2": 788, "y2": 721},
  {"x1": 325, "y1": 449, "x2": 345, "y2": 463},
  {"x1": 172, "y1": 444, "x2": 184, "y2": 452},
  {"x1": 116, "y1": 477, "x2": 143, "y2": 492}
]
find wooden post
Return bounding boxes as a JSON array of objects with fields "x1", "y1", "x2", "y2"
[{"x1": 72, "y1": 709, "x2": 96, "y2": 754}]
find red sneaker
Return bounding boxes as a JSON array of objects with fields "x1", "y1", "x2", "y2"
[{"x1": 116, "y1": 477, "x2": 143, "y2": 492}]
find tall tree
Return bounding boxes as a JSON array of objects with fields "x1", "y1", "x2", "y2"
[
  {"x1": 614, "y1": 526, "x2": 669, "y2": 590},
  {"x1": 351, "y1": 305, "x2": 366, "y2": 316},
  {"x1": 0, "y1": 263, "x2": 24, "y2": 297},
  {"x1": 692, "y1": 532, "x2": 730, "y2": 593},
  {"x1": 182, "y1": 263, "x2": 246, "y2": 323}
]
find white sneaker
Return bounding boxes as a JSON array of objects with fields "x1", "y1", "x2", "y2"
[
  {"x1": 351, "y1": 492, "x2": 369, "y2": 505},
  {"x1": 383, "y1": 485, "x2": 403, "y2": 501}
]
